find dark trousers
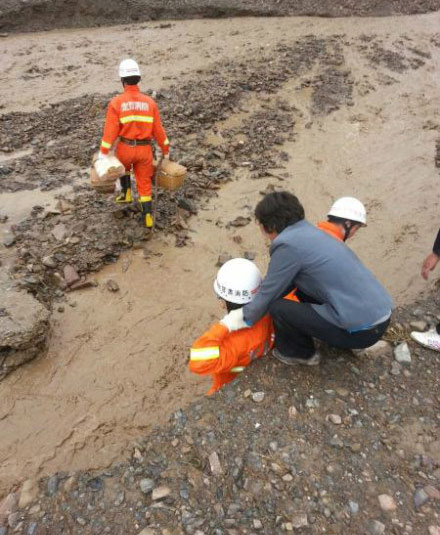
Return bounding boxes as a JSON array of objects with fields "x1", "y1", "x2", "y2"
[{"x1": 269, "y1": 298, "x2": 390, "y2": 359}]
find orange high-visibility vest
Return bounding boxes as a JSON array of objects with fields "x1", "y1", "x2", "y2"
[
  {"x1": 100, "y1": 85, "x2": 169, "y2": 155},
  {"x1": 189, "y1": 316, "x2": 274, "y2": 395}
]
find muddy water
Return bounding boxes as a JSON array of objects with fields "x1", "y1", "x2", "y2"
[{"x1": 2, "y1": 12, "x2": 440, "y2": 495}]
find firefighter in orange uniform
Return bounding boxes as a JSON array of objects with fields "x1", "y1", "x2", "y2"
[
  {"x1": 189, "y1": 258, "x2": 274, "y2": 396},
  {"x1": 98, "y1": 58, "x2": 170, "y2": 228}
]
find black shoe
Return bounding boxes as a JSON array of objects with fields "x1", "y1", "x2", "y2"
[{"x1": 272, "y1": 347, "x2": 321, "y2": 366}]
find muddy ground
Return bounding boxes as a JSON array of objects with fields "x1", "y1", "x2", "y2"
[
  {"x1": 2, "y1": 0, "x2": 440, "y2": 33},
  {"x1": 1, "y1": 7, "x2": 440, "y2": 535}
]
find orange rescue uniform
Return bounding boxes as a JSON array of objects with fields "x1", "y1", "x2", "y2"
[
  {"x1": 189, "y1": 316, "x2": 274, "y2": 395},
  {"x1": 284, "y1": 221, "x2": 344, "y2": 302},
  {"x1": 100, "y1": 85, "x2": 170, "y2": 197}
]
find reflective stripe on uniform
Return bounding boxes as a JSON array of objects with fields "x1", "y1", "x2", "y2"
[
  {"x1": 101, "y1": 140, "x2": 112, "y2": 149},
  {"x1": 231, "y1": 367, "x2": 245, "y2": 373},
  {"x1": 190, "y1": 346, "x2": 220, "y2": 361},
  {"x1": 139, "y1": 195, "x2": 152, "y2": 202},
  {"x1": 120, "y1": 115, "x2": 154, "y2": 124},
  {"x1": 164, "y1": 138, "x2": 170, "y2": 146}
]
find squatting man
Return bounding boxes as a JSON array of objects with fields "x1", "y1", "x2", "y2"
[{"x1": 189, "y1": 192, "x2": 393, "y2": 394}]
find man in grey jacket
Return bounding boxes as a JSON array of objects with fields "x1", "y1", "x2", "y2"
[{"x1": 220, "y1": 191, "x2": 393, "y2": 365}]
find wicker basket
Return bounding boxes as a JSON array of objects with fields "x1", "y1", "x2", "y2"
[{"x1": 156, "y1": 159, "x2": 187, "y2": 192}]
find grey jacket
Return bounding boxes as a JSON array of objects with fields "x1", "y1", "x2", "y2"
[{"x1": 243, "y1": 220, "x2": 393, "y2": 330}]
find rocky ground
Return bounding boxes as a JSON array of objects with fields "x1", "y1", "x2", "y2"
[
  {"x1": 1, "y1": 298, "x2": 440, "y2": 535},
  {"x1": 1, "y1": 0, "x2": 440, "y2": 33},
  {"x1": 1, "y1": 7, "x2": 440, "y2": 535}
]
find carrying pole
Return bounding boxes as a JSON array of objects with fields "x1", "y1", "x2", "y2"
[{"x1": 152, "y1": 155, "x2": 164, "y2": 232}]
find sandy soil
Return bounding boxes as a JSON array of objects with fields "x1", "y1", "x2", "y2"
[{"x1": 1, "y1": 12, "x2": 440, "y2": 496}]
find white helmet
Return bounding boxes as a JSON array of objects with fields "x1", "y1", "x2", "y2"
[
  {"x1": 328, "y1": 197, "x2": 367, "y2": 225},
  {"x1": 119, "y1": 59, "x2": 141, "y2": 78},
  {"x1": 214, "y1": 258, "x2": 262, "y2": 305}
]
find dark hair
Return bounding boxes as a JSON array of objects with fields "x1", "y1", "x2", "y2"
[
  {"x1": 255, "y1": 191, "x2": 305, "y2": 234},
  {"x1": 122, "y1": 75, "x2": 141, "y2": 86},
  {"x1": 225, "y1": 300, "x2": 243, "y2": 313}
]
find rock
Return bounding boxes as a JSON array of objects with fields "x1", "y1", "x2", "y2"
[
  {"x1": 253, "y1": 519, "x2": 263, "y2": 529},
  {"x1": 106, "y1": 279, "x2": 120, "y2": 292},
  {"x1": 63, "y1": 265, "x2": 80, "y2": 286},
  {"x1": 291, "y1": 513, "x2": 308, "y2": 529},
  {"x1": 368, "y1": 520, "x2": 385, "y2": 535},
  {"x1": 348, "y1": 501, "x2": 359, "y2": 514},
  {"x1": 252, "y1": 392, "x2": 265, "y2": 403},
  {"x1": 138, "y1": 529, "x2": 155, "y2": 535},
  {"x1": 244, "y1": 251, "x2": 256, "y2": 261},
  {"x1": 3, "y1": 233, "x2": 16, "y2": 247},
  {"x1": 329, "y1": 435, "x2": 343, "y2": 448},
  {"x1": 378, "y1": 494, "x2": 397, "y2": 511},
  {"x1": 394, "y1": 342, "x2": 411, "y2": 363},
  {"x1": 414, "y1": 487, "x2": 429, "y2": 508},
  {"x1": 429, "y1": 527, "x2": 440, "y2": 535},
  {"x1": 42, "y1": 255, "x2": 56, "y2": 268},
  {"x1": 216, "y1": 253, "x2": 232, "y2": 267},
  {"x1": 0, "y1": 528, "x2": 6, "y2": 535},
  {"x1": 390, "y1": 361, "x2": 401, "y2": 375},
  {"x1": 8, "y1": 512, "x2": 20, "y2": 528},
  {"x1": 140, "y1": 478, "x2": 154, "y2": 495},
  {"x1": 51, "y1": 223, "x2": 67, "y2": 241},
  {"x1": 18, "y1": 479, "x2": 39, "y2": 509},
  {"x1": 424, "y1": 485, "x2": 440, "y2": 501},
  {"x1": 288, "y1": 406, "x2": 298, "y2": 418},
  {"x1": 63, "y1": 476, "x2": 77, "y2": 493},
  {"x1": 209, "y1": 452, "x2": 222, "y2": 475},
  {"x1": 46, "y1": 475, "x2": 59, "y2": 497},
  {"x1": 27, "y1": 523, "x2": 38, "y2": 535},
  {"x1": 228, "y1": 216, "x2": 251, "y2": 227},
  {"x1": 0, "y1": 271, "x2": 50, "y2": 381},
  {"x1": 152, "y1": 486, "x2": 171, "y2": 501},
  {"x1": 0, "y1": 493, "x2": 17, "y2": 525},
  {"x1": 328, "y1": 414, "x2": 342, "y2": 424},
  {"x1": 410, "y1": 320, "x2": 428, "y2": 331}
]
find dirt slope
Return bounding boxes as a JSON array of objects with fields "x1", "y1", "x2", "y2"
[{"x1": 1, "y1": 0, "x2": 440, "y2": 32}]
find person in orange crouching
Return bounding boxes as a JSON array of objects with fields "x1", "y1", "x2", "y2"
[{"x1": 189, "y1": 258, "x2": 274, "y2": 396}]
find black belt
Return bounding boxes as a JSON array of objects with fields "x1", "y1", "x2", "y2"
[{"x1": 120, "y1": 137, "x2": 151, "y2": 146}]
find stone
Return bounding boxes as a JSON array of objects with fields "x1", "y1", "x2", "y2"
[
  {"x1": 106, "y1": 279, "x2": 120, "y2": 292},
  {"x1": 350, "y1": 443, "x2": 362, "y2": 453},
  {"x1": 0, "y1": 528, "x2": 6, "y2": 535},
  {"x1": 140, "y1": 479, "x2": 154, "y2": 495},
  {"x1": 329, "y1": 435, "x2": 343, "y2": 448},
  {"x1": 152, "y1": 486, "x2": 171, "y2": 500},
  {"x1": 328, "y1": 414, "x2": 342, "y2": 425},
  {"x1": 3, "y1": 234, "x2": 16, "y2": 247},
  {"x1": 209, "y1": 452, "x2": 222, "y2": 475},
  {"x1": 291, "y1": 513, "x2": 308, "y2": 529},
  {"x1": 414, "y1": 487, "x2": 429, "y2": 508},
  {"x1": 429, "y1": 527, "x2": 440, "y2": 535},
  {"x1": 42, "y1": 255, "x2": 56, "y2": 268},
  {"x1": 138, "y1": 530, "x2": 155, "y2": 535},
  {"x1": 27, "y1": 523, "x2": 38, "y2": 535},
  {"x1": 252, "y1": 392, "x2": 265, "y2": 403},
  {"x1": 0, "y1": 493, "x2": 17, "y2": 525},
  {"x1": 410, "y1": 320, "x2": 428, "y2": 331},
  {"x1": 8, "y1": 512, "x2": 20, "y2": 528},
  {"x1": 288, "y1": 406, "x2": 298, "y2": 418},
  {"x1": 63, "y1": 476, "x2": 77, "y2": 493},
  {"x1": 368, "y1": 520, "x2": 385, "y2": 535},
  {"x1": 348, "y1": 501, "x2": 359, "y2": 514},
  {"x1": 253, "y1": 519, "x2": 263, "y2": 529},
  {"x1": 244, "y1": 251, "x2": 256, "y2": 261},
  {"x1": 0, "y1": 271, "x2": 50, "y2": 381},
  {"x1": 216, "y1": 254, "x2": 232, "y2": 267},
  {"x1": 18, "y1": 479, "x2": 39, "y2": 509},
  {"x1": 63, "y1": 265, "x2": 80, "y2": 286},
  {"x1": 46, "y1": 475, "x2": 59, "y2": 496},
  {"x1": 51, "y1": 223, "x2": 67, "y2": 241},
  {"x1": 394, "y1": 342, "x2": 411, "y2": 363},
  {"x1": 424, "y1": 485, "x2": 440, "y2": 501},
  {"x1": 378, "y1": 494, "x2": 397, "y2": 511},
  {"x1": 391, "y1": 361, "x2": 401, "y2": 375}
]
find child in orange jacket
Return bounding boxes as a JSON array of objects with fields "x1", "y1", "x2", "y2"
[{"x1": 189, "y1": 258, "x2": 274, "y2": 395}]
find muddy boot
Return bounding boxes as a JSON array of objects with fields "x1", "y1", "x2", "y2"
[
  {"x1": 115, "y1": 174, "x2": 132, "y2": 204},
  {"x1": 139, "y1": 196, "x2": 154, "y2": 228}
]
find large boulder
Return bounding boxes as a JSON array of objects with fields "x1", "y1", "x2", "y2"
[{"x1": 0, "y1": 272, "x2": 50, "y2": 381}]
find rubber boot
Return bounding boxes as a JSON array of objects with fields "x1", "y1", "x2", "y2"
[
  {"x1": 115, "y1": 174, "x2": 132, "y2": 203},
  {"x1": 139, "y1": 196, "x2": 154, "y2": 228}
]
